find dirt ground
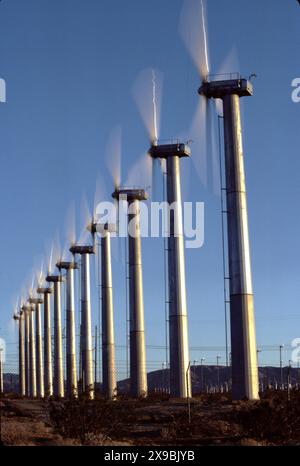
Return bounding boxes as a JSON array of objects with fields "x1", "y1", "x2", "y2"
[
  {"x1": 1, "y1": 399, "x2": 77, "y2": 446},
  {"x1": 1, "y1": 391, "x2": 300, "y2": 446}
]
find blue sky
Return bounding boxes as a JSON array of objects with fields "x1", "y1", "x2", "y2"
[{"x1": 0, "y1": 0, "x2": 300, "y2": 375}]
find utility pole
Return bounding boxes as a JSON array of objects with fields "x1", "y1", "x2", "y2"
[
  {"x1": 279, "y1": 345, "x2": 284, "y2": 389},
  {"x1": 162, "y1": 362, "x2": 165, "y2": 391},
  {"x1": 216, "y1": 356, "x2": 221, "y2": 391},
  {"x1": 200, "y1": 358, "x2": 205, "y2": 393},
  {"x1": 288, "y1": 360, "x2": 292, "y2": 402},
  {"x1": 257, "y1": 349, "x2": 262, "y2": 391},
  {"x1": 193, "y1": 360, "x2": 198, "y2": 380}
]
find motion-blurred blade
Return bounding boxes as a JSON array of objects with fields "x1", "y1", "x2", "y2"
[
  {"x1": 48, "y1": 242, "x2": 54, "y2": 274},
  {"x1": 53, "y1": 230, "x2": 62, "y2": 263},
  {"x1": 82, "y1": 192, "x2": 92, "y2": 226},
  {"x1": 105, "y1": 126, "x2": 122, "y2": 190},
  {"x1": 188, "y1": 97, "x2": 208, "y2": 187},
  {"x1": 206, "y1": 99, "x2": 220, "y2": 196},
  {"x1": 20, "y1": 288, "x2": 26, "y2": 307},
  {"x1": 66, "y1": 202, "x2": 77, "y2": 247},
  {"x1": 44, "y1": 235, "x2": 60, "y2": 275},
  {"x1": 179, "y1": 0, "x2": 210, "y2": 80},
  {"x1": 78, "y1": 193, "x2": 92, "y2": 245},
  {"x1": 14, "y1": 297, "x2": 19, "y2": 317},
  {"x1": 213, "y1": 47, "x2": 240, "y2": 117},
  {"x1": 36, "y1": 260, "x2": 44, "y2": 287},
  {"x1": 132, "y1": 68, "x2": 164, "y2": 144},
  {"x1": 93, "y1": 172, "x2": 108, "y2": 221},
  {"x1": 125, "y1": 153, "x2": 152, "y2": 193},
  {"x1": 216, "y1": 47, "x2": 240, "y2": 80},
  {"x1": 78, "y1": 227, "x2": 91, "y2": 247}
]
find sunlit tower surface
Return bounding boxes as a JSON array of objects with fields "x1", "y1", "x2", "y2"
[
  {"x1": 22, "y1": 304, "x2": 31, "y2": 397},
  {"x1": 149, "y1": 142, "x2": 192, "y2": 398},
  {"x1": 56, "y1": 261, "x2": 78, "y2": 398},
  {"x1": 199, "y1": 76, "x2": 259, "y2": 400},
  {"x1": 37, "y1": 286, "x2": 53, "y2": 397},
  {"x1": 13, "y1": 311, "x2": 26, "y2": 397},
  {"x1": 112, "y1": 188, "x2": 148, "y2": 398},
  {"x1": 90, "y1": 222, "x2": 117, "y2": 399},
  {"x1": 46, "y1": 274, "x2": 64, "y2": 398},
  {"x1": 27, "y1": 301, "x2": 37, "y2": 398},
  {"x1": 69, "y1": 245, "x2": 94, "y2": 400},
  {"x1": 29, "y1": 297, "x2": 44, "y2": 398}
]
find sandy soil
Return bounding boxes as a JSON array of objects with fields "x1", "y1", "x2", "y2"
[{"x1": 1, "y1": 391, "x2": 300, "y2": 446}]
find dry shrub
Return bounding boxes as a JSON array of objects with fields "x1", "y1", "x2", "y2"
[
  {"x1": 224, "y1": 390, "x2": 300, "y2": 444},
  {"x1": 47, "y1": 397, "x2": 130, "y2": 444}
]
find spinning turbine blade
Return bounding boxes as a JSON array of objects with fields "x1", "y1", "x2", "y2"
[
  {"x1": 53, "y1": 230, "x2": 62, "y2": 263},
  {"x1": 206, "y1": 98, "x2": 220, "y2": 196},
  {"x1": 47, "y1": 242, "x2": 54, "y2": 274},
  {"x1": 104, "y1": 127, "x2": 124, "y2": 261},
  {"x1": 93, "y1": 172, "x2": 108, "y2": 221},
  {"x1": 179, "y1": 0, "x2": 210, "y2": 80},
  {"x1": 125, "y1": 153, "x2": 152, "y2": 193},
  {"x1": 67, "y1": 202, "x2": 77, "y2": 246},
  {"x1": 180, "y1": 0, "x2": 221, "y2": 193},
  {"x1": 36, "y1": 259, "x2": 44, "y2": 287},
  {"x1": 105, "y1": 126, "x2": 122, "y2": 190},
  {"x1": 132, "y1": 68, "x2": 164, "y2": 200},
  {"x1": 132, "y1": 68, "x2": 164, "y2": 144},
  {"x1": 188, "y1": 97, "x2": 208, "y2": 187},
  {"x1": 77, "y1": 193, "x2": 92, "y2": 245}
]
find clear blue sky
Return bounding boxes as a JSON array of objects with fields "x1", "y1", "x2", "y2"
[{"x1": 0, "y1": 0, "x2": 300, "y2": 375}]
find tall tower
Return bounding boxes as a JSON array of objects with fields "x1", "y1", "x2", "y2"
[
  {"x1": 56, "y1": 261, "x2": 78, "y2": 397},
  {"x1": 37, "y1": 287, "x2": 53, "y2": 397},
  {"x1": 13, "y1": 311, "x2": 26, "y2": 396},
  {"x1": 112, "y1": 188, "x2": 148, "y2": 398},
  {"x1": 90, "y1": 223, "x2": 117, "y2": 399},
  {"x1": 29, "y1": 297, "x2": 44, "y2": 398},
  {"x1": 69, "y1": 245, "x2": 94, "y2": 399},
  {"x1": 28, "y1": 302, "x2": 37, "y2": 398},
  {"x1": 150, "y1": 143, "x2": 191, "y2": 398},
  {"x1": 199, "y1": 77, "x2": 259, "y2": 400},
  {"x1": 46, "y1": 275, "x2": 64, "y2": 398},
  {"x1": 22, "y1": 305, "x2": 31, "y2": 397}
]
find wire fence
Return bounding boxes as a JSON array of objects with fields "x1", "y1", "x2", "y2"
[{"x1": 3, "y1": 340, "x2": 300, "y2": 397}]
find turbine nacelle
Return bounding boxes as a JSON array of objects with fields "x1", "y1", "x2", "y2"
[
  {"x1": 198, "y1": 77, "x2": 253, "y2": 99},
  {"x1": 46, "y1": 275, "x2": 63, "y2": 283},
  {"x1": 37, "y1": 287, "x2": 52, "y2": 294},
  {"x1": 21, "y1": 304, "x2": 31, "y2": 313},
  {"x1": 89, "y1": 222, "x2": 117, "y2": 235},
  {"x1": 112, "y1": 188, "x2": 148, "y2": 202},
  {"x1": 56, "y1": 261, "x2": 79, "y2": 271},
  {"x1": 29, "y1": 297, "x2": 43, "y2": 305},
  {"x1": 69, "y1": 245, "x2": 95, "y2": 255},
  {"x1": 149, "y1": 142, "x2": 191, "y2": 159}
]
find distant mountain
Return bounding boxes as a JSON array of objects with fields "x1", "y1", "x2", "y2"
[
  {"x1": 3, "y1": 365, "x2": 300, "y2": 394},
  {"x1": 118, "y1": 365, "x2": 300, "y2": 394}
]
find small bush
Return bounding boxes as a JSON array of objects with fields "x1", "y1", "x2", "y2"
[{"x1": 47, "y1": 397, "x2": 130, "y2": 444}]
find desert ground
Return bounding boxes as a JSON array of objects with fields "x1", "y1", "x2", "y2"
[{"x1": 1, "y1": 390, "x2": 300, "y2": 446}]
